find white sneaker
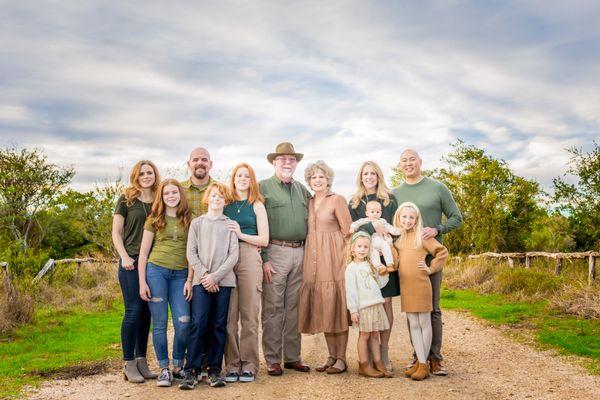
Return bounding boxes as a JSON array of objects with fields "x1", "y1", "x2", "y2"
[{"x1": 157, "y1": 368, "x2": 173, "y2": 387}]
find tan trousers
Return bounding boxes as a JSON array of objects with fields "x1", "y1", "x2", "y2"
[
  {"x1": 261, "y1": 244, "x2": 305, "y2": 365},
  {"x1": 224, "y1": 243, "x2": 263, "y2": 374}
]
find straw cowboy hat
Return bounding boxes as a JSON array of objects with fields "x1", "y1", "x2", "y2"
[{"x1": 267, "y1": 142, "x2": 304, "y2": 163}]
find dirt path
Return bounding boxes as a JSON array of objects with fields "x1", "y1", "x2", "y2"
[{"x1": 25, "y1": 301, "x2": 600, "y2": 400}]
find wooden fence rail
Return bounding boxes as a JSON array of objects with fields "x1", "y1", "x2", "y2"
[{"x1": 459, "y1": 251, "x2": 598, "y2": 286}]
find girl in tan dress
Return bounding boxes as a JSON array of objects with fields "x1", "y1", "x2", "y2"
[
  {"x1": 298, "y1": 161, "x2": 352, "y2": 374},
  {"x1": 393, "y1": 202, "x2": 448, "y2": 381}
]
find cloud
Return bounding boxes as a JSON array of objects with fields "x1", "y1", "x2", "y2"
[{"x1": 1, "y1": 1, "x2": 599, "y2": 197}]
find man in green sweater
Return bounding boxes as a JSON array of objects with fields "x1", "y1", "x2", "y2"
[{"x1": 392, "y1": 149, "x2": 462, "y2": 376}]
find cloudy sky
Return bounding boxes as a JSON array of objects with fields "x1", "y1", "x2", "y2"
[{"x1": 1, "y1": 1, "x2": 598, "y2": 196}]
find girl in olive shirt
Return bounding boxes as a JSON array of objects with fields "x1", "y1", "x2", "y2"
[{"x1": 138, "y1": 179, "x2": 193, "y2": 388}]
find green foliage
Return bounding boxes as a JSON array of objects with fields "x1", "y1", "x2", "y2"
[
  {"x1": 553, "y1": 142, "x2": 600, "y2": 250},
  {"x1": 0, "y1": 147, "x2": 74, "y2": 249},
  {"x1": 0, "y1": 242, "x2": 50, "y2": 276},
  {"x1": 37, "y1": 181, "x2": 122, "y2": 258},
  {"x1": 494, "y1": 268, "x2": 564, "y2": 296}
]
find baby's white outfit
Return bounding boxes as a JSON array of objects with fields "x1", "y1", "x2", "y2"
[{"x1": 350, "y1": 218, "x2": 401, "y2": 266}]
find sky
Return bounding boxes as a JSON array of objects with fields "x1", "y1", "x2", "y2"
[{"x1": 1, "y1": 0, "x2": 599, "y2": 197}]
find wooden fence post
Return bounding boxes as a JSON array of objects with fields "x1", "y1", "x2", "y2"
[
  {"x1": 525, "y1": 255, "x2": 530, "y2": 268},
  {"x1": 589, "y1": 255, "x2": 596, "y2": 286},
  {"x1": 507, "y1": 257, "x2": 514, "y2": 268},
  {"x1": 554, "y1": 258, "x2": 562, "y2": 275}
]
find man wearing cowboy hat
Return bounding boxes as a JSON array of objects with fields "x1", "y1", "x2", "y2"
[{"x1": 259, "y1": 142, "x2": 311, "y2": 376}]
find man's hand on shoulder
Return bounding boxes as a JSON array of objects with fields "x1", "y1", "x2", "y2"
[{"x1": 422, "y1": 227, "x2": 438, "y2": 240}]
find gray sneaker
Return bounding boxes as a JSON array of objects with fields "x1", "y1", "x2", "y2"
[
  {"x1": 156, "y1": 368, "x2": 172, "y2": 387},
  {"x1": 208, "y1": 374, "x2": 226, "y2": 388},
  {"x1": 239, "y1": 371, "x2": 255, "y2": 382},
  {"x1": 224, "y1": 372, "x2": 239, "y2": 383},
  {"x1": 178, "y1": 369, "x2": 197, "y2": 390}
]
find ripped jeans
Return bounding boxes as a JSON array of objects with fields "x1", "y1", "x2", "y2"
[{"x1": 146, "y1": 262, "x2": 190, "y2": 368}]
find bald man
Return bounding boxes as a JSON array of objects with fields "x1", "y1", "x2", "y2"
[
  {"x1": 181, "y1": 147, "x2": 215, "y2": 217},
  {"x1": 392, "y1": 149, "x2": 462, "y2": 376}
]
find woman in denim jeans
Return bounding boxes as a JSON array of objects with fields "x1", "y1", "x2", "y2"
[
  {"x1": 112, "y1": 160, "x2": 160, "y2": 383},
  {"x1": 138, "y1": 179, "x2": 193, "y2": 387}
]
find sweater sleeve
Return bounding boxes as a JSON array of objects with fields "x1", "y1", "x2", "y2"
[
  {"x1": 437, "y1": 183, "x2": 462, "y2": 235},
  {"x1": 209, "y1": 229, "x2": 239, "y2": 284},
  {"x1": 345, "y1": 263, "x2": 359, "y2": 314},
  {"x1": 187, "y1": 219, "x2": 208, "y2": 278},
  {"x1": 423, "y1": 238, "x2": 448, "y2": 274}
]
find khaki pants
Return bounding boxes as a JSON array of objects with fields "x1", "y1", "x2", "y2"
[
  {"x1": 261, "y1": 244, "x2": 304, "y2": 365},
  {"x1": 224, "y1": 243, "x2": 263, "y2": 374}
]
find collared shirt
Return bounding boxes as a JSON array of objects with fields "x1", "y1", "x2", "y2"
[
  {"x1": 259, "y1": 175, "x2": 311, "y2": 261},
  {"x1": 181, "y1": 177, "x2": 215, "y2": 217}
]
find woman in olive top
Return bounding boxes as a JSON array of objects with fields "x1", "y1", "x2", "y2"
[
  {"x1": 138, "y1": 179, "x2": 193, "y2": 388},
  {"x1": 112, "y1": 160, "x2": 160, "y2": 383},
  {"x1": 348, "y1": 161, "x2": 399, "y2": 371},
  {"x1": 223, "y1": 163, "x2": 269, "y2": 383}
]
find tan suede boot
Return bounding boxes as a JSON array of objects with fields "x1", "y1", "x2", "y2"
[
  {"x1": 403, "y1": 360, "x2": 419, "y2": 377},
  {"x1": 411, "y1": 362, "x2": 430, "y2": 381},
  {"x1": 373, "y1": 360, "x2": 392, "y2": 378},
  {"x1": 358, "y1": 362, "x2": 384, "y2": 378}
]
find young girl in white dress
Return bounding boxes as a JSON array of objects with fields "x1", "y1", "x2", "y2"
[{"x1": 344, "y1": 232, "x2": 392, "y2": 378}]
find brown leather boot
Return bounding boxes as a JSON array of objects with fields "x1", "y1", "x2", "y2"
[
  {"x1": 403, "y1": 360, "x2": 419, "y2": 377},
  {"x1": 373, "y1": 360, "x2": 392, "y2": 378},
  {"x1": 358, "y1": 362, "x2": 384, "y2": 378},
  {"x1": 411, "y1": 362, "x2": 430, "y2": 381}
]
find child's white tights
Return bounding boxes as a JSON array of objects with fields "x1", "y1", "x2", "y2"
[{"x1": 407, "y1": 312, "x2": 432, "y2": 363}]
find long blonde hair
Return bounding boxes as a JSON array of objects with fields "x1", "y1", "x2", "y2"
[
  {"x1": 345, "y1": 232, "x2": 379, "y2": 274},
  {"x1": 350, "y1": 161, "x2": 392, "y2": 209},
  {"x1": 393, "y1": 202, "x2": 423, "y2": 248},
  {"x1": 124, "y1": 160, "x2": 160, "y2": 206}
]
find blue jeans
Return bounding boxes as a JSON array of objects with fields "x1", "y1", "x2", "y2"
[
  {"x1": 146, "y1": 262, "x2": 190, "y2": 368},
  {"x1": 185, "y1": 285, "x2": 232, "y2": 374},
  {"x1": 118, "y1": 257, "x2": 151, "y2": 361}
]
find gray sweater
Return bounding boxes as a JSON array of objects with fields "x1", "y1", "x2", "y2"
[{"x1": 186, "y1": 214, "x2": 239, "y2": 287}]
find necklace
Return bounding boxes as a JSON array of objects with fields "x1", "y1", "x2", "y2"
[{"x1": 235, "y1": 200, "x2": 248, "y2": 214}]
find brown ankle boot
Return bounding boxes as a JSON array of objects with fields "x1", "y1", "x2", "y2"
[
  {"x1": 411, "y1": 362, "x2": 430, "y2": 381},
  {"x1": 373, "y1": 360, "x2": 392, "y2": 378},
  {"x1": 404, "y1": 360, "x2": 419, "y2": 377},
  {"x1": 358, "y1": 362, "x2": 384, "y2": 378}
]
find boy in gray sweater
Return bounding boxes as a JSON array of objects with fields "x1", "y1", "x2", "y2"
[{"x1": 180, "y1": 182, "x2": 239, "y2": 390}]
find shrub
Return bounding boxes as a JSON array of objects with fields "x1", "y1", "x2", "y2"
[
  {"x1": 0, "y1": 269, "x2": 35, "y2": 334},
  {"x1": 493, "y1": 268, "x2": 564, "y2": 297}
]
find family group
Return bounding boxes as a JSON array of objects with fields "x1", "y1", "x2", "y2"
[{"x1": 111, "y1": 142, "x2": 462, "y2": 390}]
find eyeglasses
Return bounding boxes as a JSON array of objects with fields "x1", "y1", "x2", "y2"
[{"x1": 275, "y1": 156, "x2": 297, "y2": 164}]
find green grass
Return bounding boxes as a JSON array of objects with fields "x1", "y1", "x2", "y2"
[
  {"x1": 441, "y1": 289, "x2": 600, "y2": 374},
  {"x1": 0, "y1": 304, "x2": 122, "y2": 399}
]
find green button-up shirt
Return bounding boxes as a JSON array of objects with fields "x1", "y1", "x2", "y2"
[
  {"x1": 259, "y1": 175, "x2": 311, "y2": 262},
  {"x1": 181, "y1": 177, "x2": 215, "y2": 217}
]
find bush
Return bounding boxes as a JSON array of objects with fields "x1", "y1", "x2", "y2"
[
  {"x1": 494, "y1": 268, "x2": 565, "y2": 297},
  {"x1": 0, "y1": 269, "x2": 35, "y2": 334}
]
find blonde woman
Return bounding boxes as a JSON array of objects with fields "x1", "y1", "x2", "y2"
[
  {"x1": 223, "y1": 163, "x2": 269, "y2": 383},
  {"x1": 112, "y1": 160, "x2": 160, "y2": 383},
  {"x1": 348, "y1": 161, "x2": 398, "y2": 371}
]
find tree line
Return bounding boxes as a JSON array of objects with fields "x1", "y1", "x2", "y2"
[{"x1": 1, "y1": 141, "x2": 598, "y2": 275}]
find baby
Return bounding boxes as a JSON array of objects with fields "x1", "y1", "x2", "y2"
[{"x1": 349, "y1": 200, "x2": 400, "y2": 273}]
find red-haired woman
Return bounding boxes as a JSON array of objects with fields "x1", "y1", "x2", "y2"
[
  {"x1": 138, "y1": 179, "x2": 193, "y2": 388},
  {"x1": 223, "y1": 163, "x2": 269, "y2": 383},
  {"x1": 112, "y1": 160, "x2": 160, "y2": 383}
]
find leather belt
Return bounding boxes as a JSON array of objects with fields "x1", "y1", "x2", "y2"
[{"x1": 270, "y1": 239, "x2": 305, "y2": 248}]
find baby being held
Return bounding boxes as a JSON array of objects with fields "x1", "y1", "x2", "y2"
[{"x1": 349, "y1": 200, "x2": 400, "y2": 274}]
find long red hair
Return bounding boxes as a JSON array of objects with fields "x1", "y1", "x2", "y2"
[
  {"x1": 124, "y1": 160, "x2": 160, "y2": 206},
  {"x1": 148, "y1": 179, "x2": 191, "y2": 231},
  {"x1": 228, "y1": 163, "x2": 264, "y2": 204}
]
